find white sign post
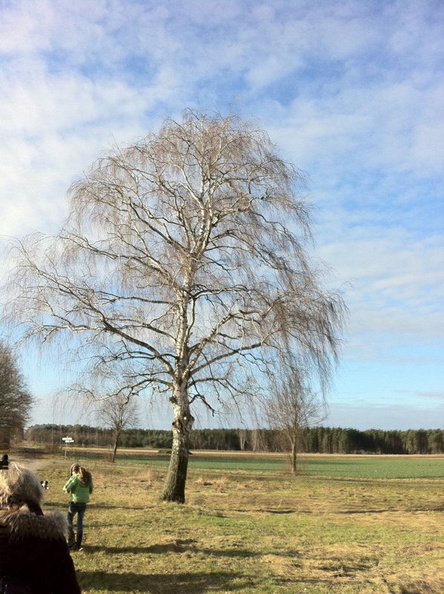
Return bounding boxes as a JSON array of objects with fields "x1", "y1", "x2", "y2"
[{"x1": 62, "y1": 436, "x2": 74, "y2": 458}]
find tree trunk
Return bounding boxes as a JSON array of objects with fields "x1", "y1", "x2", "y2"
[
  {"x1": 161, "y1": 387, "x2": 194, "y2": 503},
  {"x1": 111, "y1": 428, "x2": 121, "y2": 463},
  {"x1": 111, "y1": 438, "x2": 118, "y2": 463},
  {"x1": 291, "y1": 441, "x2": 297, "y2": 474}
]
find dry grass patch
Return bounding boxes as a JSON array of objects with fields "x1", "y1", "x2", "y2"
[{"x1": 25, "y1": 458, "x2": 444, "y2": 593}]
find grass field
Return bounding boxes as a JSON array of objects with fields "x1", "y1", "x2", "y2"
[
  {"x1": 29, "y1": 453, "x2": 444, "y2": 593},
  {"x1": 68, "y1": 447, "x2": 444, "y2": 479}
]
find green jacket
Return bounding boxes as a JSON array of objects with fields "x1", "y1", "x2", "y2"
[{"x1": 63, "y1": 475, "x2": 93, "y2": 504}]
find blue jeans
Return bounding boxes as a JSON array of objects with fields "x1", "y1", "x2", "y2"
[{"x1": 67, "y1": 502, "x2": 87, "y2": 544}]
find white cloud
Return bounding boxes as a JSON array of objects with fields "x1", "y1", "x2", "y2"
[
  {"x1": 0, "y1": 1, "x2": 53, "y2": 55},
  {"x1": 326, "y1": 400, "x2": 443, "y2": 431},
  {"x1": 318, "y1": 229, "x2": 444, "y2": 343},
  {"x1": 0, "y1": 57, "x2": 184, "y2": 239}
]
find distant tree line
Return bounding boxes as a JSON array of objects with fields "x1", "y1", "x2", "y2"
[{"x1": 24, "y1": 424, "x2": 444, "y2": 455}]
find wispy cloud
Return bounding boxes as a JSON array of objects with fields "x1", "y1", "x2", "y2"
[{"x1": 327, "y1": 400, "x2": 444, "y2": 430}]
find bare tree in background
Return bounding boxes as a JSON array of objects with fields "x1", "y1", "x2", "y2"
[
  {"x1": 265, "y1": 355, "x2": 325, "y2": 474},
  {"x1": 5, "y1": 111, "x2": 346, "y2": 503},
  {"x1": 97, "y1": 388, "x2": 140, "y2": 463},
  {"x1": 0, "y1": 341, "x2": 34, "y2": 448}
]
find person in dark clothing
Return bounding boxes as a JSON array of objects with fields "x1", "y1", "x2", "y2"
[
  {"x1": 0, "y1": 461, "x2": 81, "y2": 594},
  {"x1": 0, "y1": 454, "x2": 8, "y2": 471}
]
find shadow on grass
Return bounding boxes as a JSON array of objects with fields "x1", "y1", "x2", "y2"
[
  {"x1": 77, "y1": 569, "x2": 333, "y2": 593},
  {"x1": 77, "y1": 570, "x2": 246, "y2": 593},
  {"x1": 83, "y1": 541, "x2": 271, "y2": 558},
  {"x1": 43, "y1": 498, "x2": 145, "y2": 506},
  {"x1": 91, "y1": 503, "x2": 152, "y2": 511}
]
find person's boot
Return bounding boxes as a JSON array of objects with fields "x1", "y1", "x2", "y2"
[
  {"x1": 75, "y1": 532, "x2": 83, "y2": 551},
  {"x1": 67, "y1": 527, "x2": 76, "y2": 549}
]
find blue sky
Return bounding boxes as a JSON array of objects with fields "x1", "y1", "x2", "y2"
[{"x1": 0, "y1": 0, "x2": 443, "y2": 431}]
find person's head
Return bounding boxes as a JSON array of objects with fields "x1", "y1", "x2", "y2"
[
  {"x1": 70, "y1": 463, "x2": 81, "y2": 476},
  {"x1": 69, "y1": 463, "x2": 91, "y2": 485},
  {"x1": 0, "y1": 462, "x2": 44, "y2": 515}
]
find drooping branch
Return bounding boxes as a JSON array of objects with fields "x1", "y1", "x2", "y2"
[{"x1": 4, "y1": 110, "x2": 346, "y2": 503}]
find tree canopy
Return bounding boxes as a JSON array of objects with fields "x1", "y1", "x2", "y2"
[
  {"x1": 6, "y1": 111, "x2": 346, "y2": 502},
  {"x1": 0, "y1": 341, "x2": 33, "y2": 447}
]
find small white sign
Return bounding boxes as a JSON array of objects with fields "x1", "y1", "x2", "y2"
[{"x1": 62, "y1": 437, "x2": 74, "y2": 443}]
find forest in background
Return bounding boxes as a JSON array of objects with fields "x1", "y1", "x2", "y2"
[{"x1": 25, "y1": 424, "x2": 444, "y2": 455}]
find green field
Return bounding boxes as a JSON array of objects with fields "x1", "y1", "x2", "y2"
[
  {"x1": 111, "y1": 450, "x2": 444, "y2": 480},
  {"x1": 23, "y1": 453, "x2": 444, "y2": 593},
  {"x1": 299, "y1": 455, "x2": 444, "y2": 479}
]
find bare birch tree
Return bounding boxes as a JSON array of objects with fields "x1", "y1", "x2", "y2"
[
  {"x1": 265, "y1": 357, "x2": 325, "y2": 474},
  {"x1": 97, "y1": 389, "x2": 140, "y2": 463},
  {"x1": 5, "y1": 111, "x2": 346, "y2": 502}
]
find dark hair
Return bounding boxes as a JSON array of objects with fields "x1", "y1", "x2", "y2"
[{"x1": 78, "y1": 467, "x2": 92, "y2": 486}]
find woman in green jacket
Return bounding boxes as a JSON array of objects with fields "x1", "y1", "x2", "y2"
[{"x1": 63, "y1": 464, "x2": 93, "y2": 551}]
